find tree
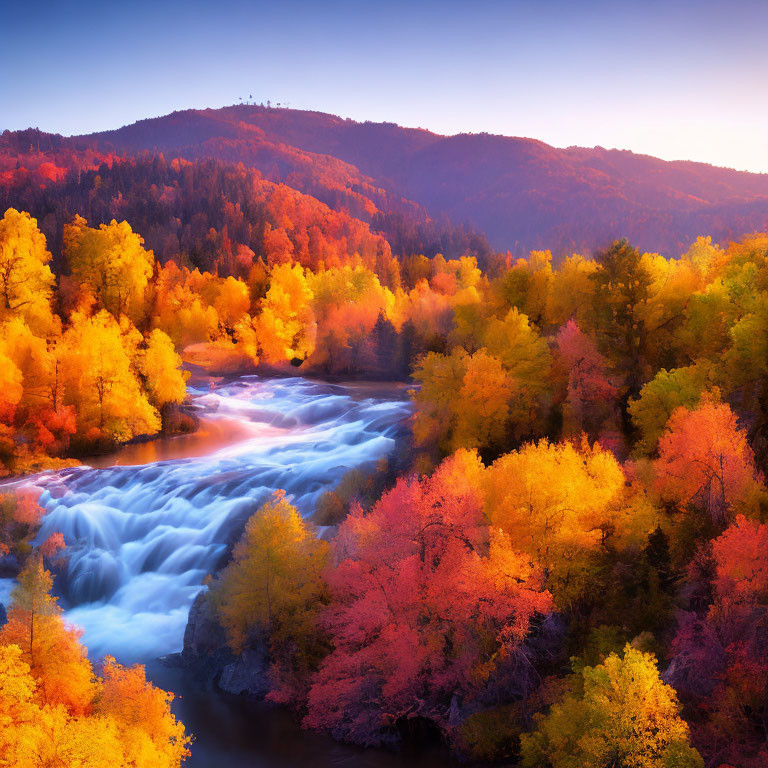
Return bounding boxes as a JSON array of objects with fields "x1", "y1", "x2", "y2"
[
  {"x1": 653, "y1": 395, "x2": 763, "y2": 523},
  {"x1": 214, "y1": 275, "x2": 251, "y2": 331},
  {"x1": 520, "y1": 645, "x2": 703, "y2": 768},
  {"x1": 482, "y1": 308, "x2": 552, "y2": 438},
  {"x1": 590, "y1": 239, "x2": 654, "y2": 398},
  {"x1": 305, "y1": 452, "x2": 552, "y2": 745},
  {"x1": 61, "y1": 310, "x2": 160, "y2": 442},
  {"x1": 0, "y1": 208, "x2": 55, "y2": 333},
  {"x1": 140, "y1": 329, "x2": 188, "y2": 409},
  {"x1": 98, "y1": 657, "x2": 190, "y2": 768},
  {"x1": 669, "y1": 517, "x2": 768, "y2": 765},
  {"x1": 555, "y1": 320, "x2": 617, "y2": 438},
  {"x1": 0, "y1": 554, "x2": 96, "y2": 715},
  {"x1": 452, "y1": 350, "x2": 513, "y2": 452},
  {"x1": 64, "y1": 215, "x2": 154, "y2": 321},
  {"x1": 253, "y1": 263, "x2": 316, "y2": 362},
  {"x1": 628, "y1": 364, "x2": 714, "y2": 455},
  {"x1": 545, "y1": 254, "x2": 597, "y2": 327},
  {"x1": 0, "y1": 560, "x2": 191, "y2": 767},
  {"x1": 211, "y1": 491, "x2": 329, "y2": 703},
  {"x1": 484, "y1": 439, "x2": 642, "y2": 609},
  {"x1": 411, "y1": 347, "x2": 467, "y2": 455}
]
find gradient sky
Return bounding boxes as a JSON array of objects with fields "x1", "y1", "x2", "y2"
[{"x1": 3, "y1": 0, "x2": 768, "y2": 172}]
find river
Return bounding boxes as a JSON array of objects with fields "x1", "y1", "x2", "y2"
[{"x1": 8, "y1": 376, "x2": 451, "y2": 766}]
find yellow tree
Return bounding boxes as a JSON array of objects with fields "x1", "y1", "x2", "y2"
[
  {"x1": 520, "y1": 645, "x2": 703, "y2": 768},
  {"x1": 61, "y1": 310, "x2": 160, "y2": 442},
  {"x1": 484, "y1": 439, "x2": 636, "y2": 608},
  {"x1": 211, "y1": 490, "x2": 329, "y2": 654},
  {"x1": 98, "y1": 657, "x2": 191, "y2": 768},
  {"x1": 254, "y1": 263, "x2": 316, "y2": 362},
  {"x1": 214, "y1": 276, "x2": 251, "y2": 332},
  {"x1": 64, "y1": 215, "x2": 154, "y2": 322},
  {"x1": 0, "y1": 644, "x2": 125, "y2": 768},
  {"x1": 545, "y1": 254, "x2": 598, "y2": 327},
  {"x1": 411, "y1": 348, "x2": 468, "y2": 454},
  {"x1": 140, "y1": 329, "x2": 188, "y2": 410},
  {"x1": 0, "y1": 554, "x2": 96, "y2": 715},
  {"x1": 0, "y1": 566, "x2": 190, "y2": 768},
  {"x1": 452, "y1": 350, "x2": 512, "y2": 452},
  {"x1": 482, "y1": 307, "x2": 552, "y2": 438},
  {"x1": 0, "y1": 208, "x2": 56, "y2": 333}
]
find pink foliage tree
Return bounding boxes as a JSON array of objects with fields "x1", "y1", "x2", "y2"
[{"x1": 304, "y1": 453, "x2": 552, "y2": 746}]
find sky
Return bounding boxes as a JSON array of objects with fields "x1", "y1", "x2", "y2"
[{"x1": 2, "y1": 0, "x2": 768, "y2": 172}]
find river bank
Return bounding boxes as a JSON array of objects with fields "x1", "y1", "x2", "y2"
[{"x1": 1, "y1": 376, "x2": 422, "y2": 766}]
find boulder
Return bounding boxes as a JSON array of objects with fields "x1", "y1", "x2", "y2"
[
  {"x1": 218, "y1": 647, "x2": 270, "y2": 698},
  {"x1": 180, "y1": 589, "x2": 270, "y2": 698},
  {"x1": 181, "y1": 590, "x2": 234, "y2": 686}
]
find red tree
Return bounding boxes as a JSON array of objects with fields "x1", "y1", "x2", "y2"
[{"x1": 304, "y1": 452, "x2": 552, "y2": 746}]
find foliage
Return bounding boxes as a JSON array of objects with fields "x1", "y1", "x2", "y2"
[{"x1": 520, "y1": 645, "x2": 703, "y2": 768}]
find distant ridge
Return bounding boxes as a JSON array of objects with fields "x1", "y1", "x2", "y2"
[{"x1": 4, "y1": 104, "x2": 768, "y2": 257}]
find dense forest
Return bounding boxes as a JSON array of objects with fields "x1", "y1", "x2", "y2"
[{"x1": 1, "y1": 110, "x2": 768, "y2": 767}]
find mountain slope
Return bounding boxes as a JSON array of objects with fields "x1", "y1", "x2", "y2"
[{"x1": 4, "y1": 105, "x2": 768, "y2": 257}]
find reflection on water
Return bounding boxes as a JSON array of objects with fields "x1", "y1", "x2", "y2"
[
  {"x1": 84, "y1": 417, "x2": 258, "y2": 468},
  {"x1": 150, "y1": 663, "x2": 453, "y2": 768}
]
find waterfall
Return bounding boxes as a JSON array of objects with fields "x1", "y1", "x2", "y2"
[{"x1": 19, "y1": 377, "x2": 410, "y2": 663}]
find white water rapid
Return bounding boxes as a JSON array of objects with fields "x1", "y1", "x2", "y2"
[{"x1": 17, "y1": 377, "x2": 411, "y2": 663}]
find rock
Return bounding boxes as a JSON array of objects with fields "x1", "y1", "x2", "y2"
[
  {"x1": 182, "y1": 590, "x2": 227, "y2": 660},
  {"x1": 180, "y1": 589, "x2": 271, "y2": 698},
  {"x1": 218, "y1": 647, "x2": 270, "y2": 698},
  {"x1": 181, "y1": 590, "x2": 235, "y2": 686}
]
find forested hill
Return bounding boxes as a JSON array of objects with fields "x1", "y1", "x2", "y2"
[{"x1": 4, "y1": 104, "x2": 768, "y2": 258}]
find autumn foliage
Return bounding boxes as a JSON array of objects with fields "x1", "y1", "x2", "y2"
[
  {"x1": 0, "y1": 556, "x2": 190, "y2": 767},
  {"x1": 304, "y1": 451, "x2": 552, "y2": 746}
]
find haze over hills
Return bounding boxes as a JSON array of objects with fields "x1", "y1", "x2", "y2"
[{"x1": 4, "y1": 104, "x2": 768, "y2": 258}]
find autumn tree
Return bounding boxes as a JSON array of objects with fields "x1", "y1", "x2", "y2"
[
  {"x1": 61, "y1": 310, "x2": 160, "y2": 443},
  {"x1": 669, "y1": 516, "x2": 768, "y2": 765},
  {"x1": 0, "y1": 559, "x2": 191, "y2": 767},
  {"x1": 305, "y1": 452, "x2": 552, "y2": 745},
  {"x1": 64, "y1": 215, "x2": 154, "y2": 322},
  {"x1": 210, "y1": 491, "x2": 329, "y2": 703},
  {"x1": 254, "y1": 262, "x2": 316, "y2": 363},
  {"x1": 520, "y1": 645, "x2": 703, "y2": 768},
  {"x1": 482, "y1": 308, "x2": 552, "y2": 438},
  {"x1": 0, "y1": 554, "x2": 96, "y2": 714},
  {"x1": 555, "y1": 320, "x2": 617, "y2": 438},
  {"x1": 98, "y1": 657, "x2": 191, "y2": 768},
  {"x1": 545, "y1": 254, "x2": 597, "y2": 327},
  {"x1": 214, "y1": 275, "x2": 251, "y2": 332},
  {"x1": 628, "y1": 363, "x2": 714, "y2": 455},
  {"x1": 653, "y1": 395, "x2": 763, "y2": 523},
  {"x1": 484, "y1": 439, "x2": 656, "y2": 608},
  {"x1": 590, "y1": 239, "x2": 654, "y2": 399},
  {"x1": 0, "y1": 208, "x2": 55, "y2": 333},
  {"x1": 140, "y1": 329, "x2": 188, "y2": 410}
]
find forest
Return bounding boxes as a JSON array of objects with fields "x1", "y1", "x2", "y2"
[{"x1": 1, "y1": 165, "x2": 768, "y2": 766}]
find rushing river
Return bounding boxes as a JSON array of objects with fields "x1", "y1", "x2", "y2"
[
  {"x1": 20, "y1": 376, "x2": 411, "y2": 662},
  {"x1": 3, "y1": 377, "x2": 455, "y2": 766}
]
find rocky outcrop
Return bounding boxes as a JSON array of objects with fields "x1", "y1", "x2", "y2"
[
  {"x1": 180, "y1": 589, "x2": 269, "y2": 698},
  {"x1": 180, "y1": 589, "x2": 235, "y2": 687},
  {"x1": 218, "y1": 647, "x2": 270, "y2": 697}
]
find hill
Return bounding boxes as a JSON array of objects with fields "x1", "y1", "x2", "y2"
[{"x1": 4, "y1": 105, "x2": 768, "y2": 257}]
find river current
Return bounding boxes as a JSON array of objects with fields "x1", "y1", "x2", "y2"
[
  {"x1": 7, "y1": 376, "x2": 454, "y2": 766},
  {"x1": 18, "y1": 376, "x2": 411, "y2": 663}
]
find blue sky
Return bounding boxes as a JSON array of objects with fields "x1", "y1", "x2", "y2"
[{"x1": 3, "y1": 0, "x2": 767, "y2": 172}]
